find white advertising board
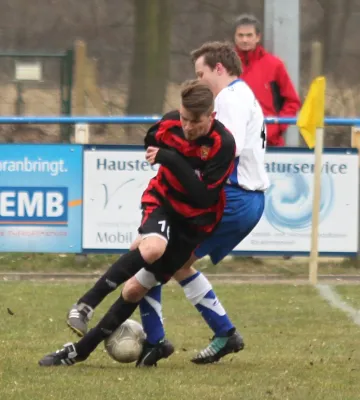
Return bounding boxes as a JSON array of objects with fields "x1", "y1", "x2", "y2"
[
  {"x1": 82, "y1": 147, "x2": 358, "y2": 255},
  {"x1": 82, "y1": 148, "x2": 158, "y2": 250},
  {"x1": 234, "y1": 149, "x2": 358, "y2": 255}
]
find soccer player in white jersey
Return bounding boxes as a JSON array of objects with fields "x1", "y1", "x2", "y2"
[{"x1": 133, "y1": 41, "x2": 270, "y2": 366}]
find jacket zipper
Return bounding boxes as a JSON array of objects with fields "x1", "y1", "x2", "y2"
[{"x1": 245, "y1": 53, "x2": 249, "y2": 66}]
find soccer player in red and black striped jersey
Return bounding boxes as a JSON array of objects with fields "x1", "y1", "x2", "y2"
[
  {"x1": 139, "y1": 42, "x2": 268, "y2": 367},
  {"x1": 39, "y1": 80, "x2": 236, "y2": 368},
  {"x1": 141, "y1": 107, "x2": 234, "y2": 239}
]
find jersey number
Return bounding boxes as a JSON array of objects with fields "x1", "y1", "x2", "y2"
[
  {"x1": 158, "y1": 220, "x2": 170, "y2": 239},
  {"x1": 260, "y1": 123, "x2": 266, "y2": 149}
]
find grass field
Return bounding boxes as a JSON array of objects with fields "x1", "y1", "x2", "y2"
[
  {"x1": 0, "y1": 252, "x2": 360, "y2": 277},
  {"x1": 1, "y1": 281, "x2": 360, "y2": 400},
  {"x1": 336, "y1": 285, "x2": 360, "y2": 309}
]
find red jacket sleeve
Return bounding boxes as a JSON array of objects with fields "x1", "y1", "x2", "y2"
[{"x1": 275, "y1": 60, "x2": 301, "y2": 132}]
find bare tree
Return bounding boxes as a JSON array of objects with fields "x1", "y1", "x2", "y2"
[
  {"x1": 317, "y1": 0, "x2": 353, "y2": 75},
  {"x1": 126, "y1": 0, "x2": 172, "y2": 116}
]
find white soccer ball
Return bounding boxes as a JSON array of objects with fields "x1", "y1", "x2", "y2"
[{"x1": 104, "y1": 319, "x2": 146, "y2": 363}]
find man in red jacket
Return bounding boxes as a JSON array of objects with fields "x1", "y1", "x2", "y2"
[{"x1": 234, "y1": 14, "x2": 301, "y2": 146}]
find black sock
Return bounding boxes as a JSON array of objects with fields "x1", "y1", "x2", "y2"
[
  {"x1": 78, "y1": 249, "x2": 149, "y2": 309},
  {"x1": 75, "y1": 293, "x2": 139, "y2": 358}
]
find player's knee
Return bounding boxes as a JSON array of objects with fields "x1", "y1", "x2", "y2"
[
  {"x1": 139, "y1": 236, "x2": 167, "y2": 264},
  {"x1": 129, "y1": 235, "x2": 142, "y2": 251},
  {"x1": 122, "y1": 276, "x2": 148, "y2": 302}
]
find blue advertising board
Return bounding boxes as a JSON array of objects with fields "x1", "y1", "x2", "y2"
[{"x1": 0, "y1": 144, "x2": 82, "y2": 253}]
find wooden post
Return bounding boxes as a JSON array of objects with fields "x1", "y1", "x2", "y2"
[
  {"x1": 84, "y1": 57, "x2": 118, "y2": 137},
  {"x1": 308, "y1": 41, "x2": 324, "y2": 285},
  {"x1": 310, "y1": 41, "x2": 323, "y2": 82},
  {"x1": 73, "y1": 40, "x2": 88, "y2": 262},
  {"x1": 309, "y1": 126, "x2": 325, "y2": 285},
  {"x1": 74, "y1": 40, "x2": 87, "y2": 117},
  {"x1": 351, "y1": 126, "x2": 360, "y2": 159},
  {"x1": 85, "y1": 58, "x2": 104, "y2": 112}
]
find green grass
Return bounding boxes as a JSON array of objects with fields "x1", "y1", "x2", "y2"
[
  {"x1": 0, "y1": 253, "x2": 116, "y2": 273},
  {"x1": 0, "y1": 252, "x2": 360, "y2": 276},
  {"x1": 335, "y1": 285, "x2": 360, "y2": 309},
  {"x1": 1, "y1": 282, "x2": 360, "y2": 399}
]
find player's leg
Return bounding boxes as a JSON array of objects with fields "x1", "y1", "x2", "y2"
[
  {"x1": 189, "y1": 189, "x2": 265, "y2": 364},
  {"x1": 39, "y1": 239, "x2": 192, "y2": 368},
  {"x1": 176, "y1": 249, "x2": 236, "y2": 337},
  {"x1": 139, "y1": 282, "x2": 165, "y2": 346},
  {"x1": 139, "y1": 239, "x2": 242, "y2": 363},
  {"x1": 128, "y1": 236, "x2": 168, "y2": 349},
  {"x1": 67, "y1": 204, "x2": 169, "y2": 336},
  {"x1": 171, "y1": 230, "x2": 244, "y2": 365},
  {"x1": 39, "y1": 206, "x2": 173, "y2": 367},
  {"x1": 135, "y1": 268, "x2": 175, "y2": 367},
  {"x1": 149, "y1": 189, "x2": 264, "y2": 364},
  {"x1": 136, "y1": 230, "x2": 200, "y2": 367},
  {"x1": 39, "y1": 272, "x2": 163, "y2": 367},
  {"x1": 72, "y1": 271, "x2": 174, "y2": 367},
  {"x1": 135, "y1": 214, "x2": 172, "y2": 357}
]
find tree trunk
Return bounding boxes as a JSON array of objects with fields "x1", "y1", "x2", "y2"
[
  {"x1": 318, "y1": 0, "x2": 353, "y2": 76},
  {"x1": 127, "y1": 0, "x2": 172, "y2": 117}
]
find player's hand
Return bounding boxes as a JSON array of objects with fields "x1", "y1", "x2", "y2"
[{"x1": 145, "y1": 146, "x2": 160, "y2": 165}]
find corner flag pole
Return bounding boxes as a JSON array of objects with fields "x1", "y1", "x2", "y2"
[
  {"x1": 309, "y1": 124, "x2": 324, "y2": 285},
  {"x1": 296, "y1": 42, "x2": 325, "y2": 285},
  {"x1": 308, "y1": 42, "x2": 325, "y2": 285}
]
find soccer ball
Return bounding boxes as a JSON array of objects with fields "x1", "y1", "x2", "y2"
[{"x1": 104, "y1": 319, "x2": 146, "y2": 363}]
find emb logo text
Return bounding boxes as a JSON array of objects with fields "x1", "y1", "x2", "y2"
[{"x1": 0, "y1": 187, "x2": 68, "y2": 226}]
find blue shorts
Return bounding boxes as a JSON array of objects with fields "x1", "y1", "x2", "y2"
[{"x1": 194, "y1": 185, "x2": 265, "y2": 264}]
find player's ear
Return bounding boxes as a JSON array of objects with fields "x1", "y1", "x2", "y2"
[
  {"x1": 215, "y1": 62, "x2": 225, "y2": 75},
  {"x1": 211, "y1": 111, "x2": 217, "y2": 119}
]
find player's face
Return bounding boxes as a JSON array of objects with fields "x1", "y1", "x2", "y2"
[
  {"x1": 234, "y1": 25, "x2": 260, "y2": 51},
  {"x1": 194, "y1": 56, "x2": 221, "y2": 93},
  {"x1": 179, "y1": 105, "x2": 214, "y2": 141}
]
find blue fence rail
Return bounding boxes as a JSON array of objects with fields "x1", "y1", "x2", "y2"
[{"x1": 0, "y1": 116, "x2": 358, "y2": 125}]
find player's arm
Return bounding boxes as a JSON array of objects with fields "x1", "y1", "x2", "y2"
[
  {"x1": 144, "y1": 111, "x2": 178, "y2": 149},
  {"x1": 155, "y1": 133, "x2": 235, "y2": 208},
  {"x1": 144, "y1": 121, "x2": 162, "y2": 148},
  {"x1": 215, "y1": 93, "x2": 251, "y2": 156}
]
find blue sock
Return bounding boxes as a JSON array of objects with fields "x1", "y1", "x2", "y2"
[
  {"x1": 139, "y1": 284, "x2": 165, "y2": 345},
  {"x1": 180, "y1": 271, "x2": 234, "y2": 336}
]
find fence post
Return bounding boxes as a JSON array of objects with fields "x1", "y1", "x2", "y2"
[
  {"x1": 74, "y1": 40, "x2": 88, "y2": 262},
  {"x1": 84, "y1": 58, "x2": 118, "y2": 137},
  {"x1": 74, "y1": 40, "x2": 86, "y2": 116}
]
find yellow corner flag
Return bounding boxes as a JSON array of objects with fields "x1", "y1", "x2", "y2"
[{"x1": 296, "y1": 76, "x2": 326, "y2": 149}]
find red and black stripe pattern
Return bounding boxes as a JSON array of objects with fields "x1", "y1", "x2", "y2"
[{"x1": 142, "y1": 110, "x2": 235, "y2": 233}]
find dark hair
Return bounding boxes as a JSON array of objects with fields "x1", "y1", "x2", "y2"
[
  {"x1": 234, "y1": 13, "x2": 261, "y2": 34},
  {"x1": 191, "y1": 41, "x2": 242, "y2": 77},
  {"x1": 180, "y1": 80, "x2": 214, "y2": 118}
]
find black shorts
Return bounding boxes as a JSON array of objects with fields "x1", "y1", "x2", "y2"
[{"x1": 138, "y1": 203, "x2": 205, "y2": 283}]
